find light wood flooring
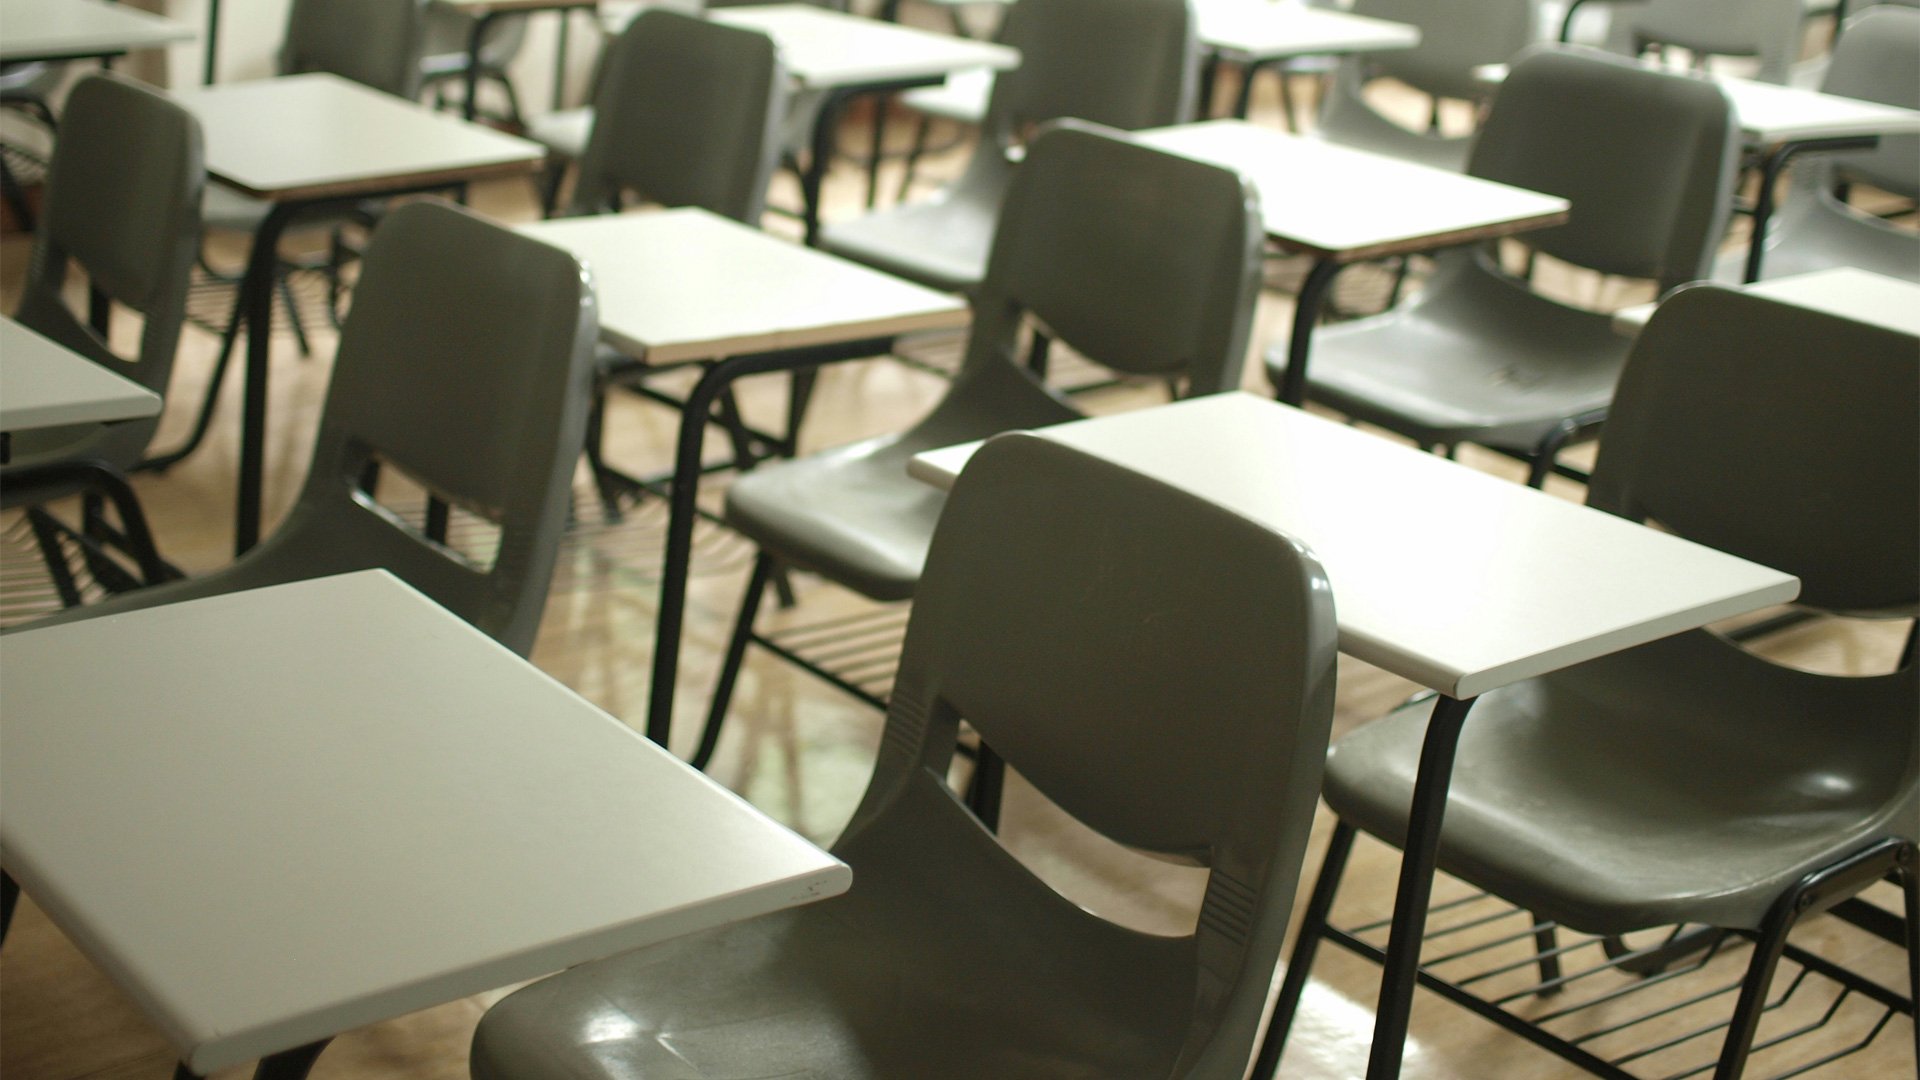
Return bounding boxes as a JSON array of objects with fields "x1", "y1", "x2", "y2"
[{"x1": 1, "y1": 73, "x2": 1914, "y2": 1080}]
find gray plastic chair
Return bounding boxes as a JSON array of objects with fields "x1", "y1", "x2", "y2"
[
  {"x1": 1726, "y1": 5, "x2": 1920, "y2": 282},
  {"x1": 420, "y1": 5, "x2": 530, "y2": 125},
  {"x1": 564, "y1": 8, "x2": 787, "y2": 220},
  {"x1": 19, "y1": 201, "x2": 600, "y2": 658},
  {"x1": 471, "y1": 431, "x2": 1338, "y2": 1080},
  {"x1": 817, "y1": 0, "x2": 1199, "y2": 295},
  {"x1": 692, "y1": 120, "x2": 1262, "y2": 768},
  {"x1": 1627, "y1": 0, "x2": 1809, "y2": 83},
  {"x1": 1266, "y1": 45, "x2": 1739, "y2": 487},
  {"x1": 1260, "y1": 283, "x2": 1919, "y2": 1080},
  {"x1": 1314, "y1": 0, "x2": 1537, "y2": 173},
  {"x1": 2, "y1": 73, "x2": 204, "y2": 597}
]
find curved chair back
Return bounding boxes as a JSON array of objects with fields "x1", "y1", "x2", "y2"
[
  {"x1": 1471, "y1": 45, "x2": 1738, "y2": 291},
  {"x1": 981, "y1": 0, "x2": 1198, "y2": 140},
  {"x1": 851, "y1": 432, "x2": 1338, "y2": 1075},
  {"x1": 11, "y1": 72, "x2": 203, "y2": 466},
  {"x1": 1628, "y1": 0, "x2": 1806, "y2": 84},
  {"x1": 1590, "y1": 284, "x2": 1918, "y2": 617},
  {"x1": 567, "y1": 8, "x2": 787, "y2": 221},
  {"x1": 947, "y1": 120, "x2": 1262, "y2": 409},
  {"x1": 269, "y1": 201, "x2": 596, "y2": 655},
  {"x1": 1819, "y1": 4, "x2": 1920, "y2": 198},
  {"x1": 282, "y1": 0, "x2": 428, "y2": 98}
]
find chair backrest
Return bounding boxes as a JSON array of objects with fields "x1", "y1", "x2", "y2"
[
  {"x1": 1818, "y1": 4, "x2": 1920, "y2": 198},
  {"x1": 1352, "y1": 0, "x2": 1537, "y2": 102},
  {"x1": 272, "y1": 200, "x2": 598, "y2": 656},
  {"x1": 937, "y1": 120, "x2": 1261, "y2": 416},
  {"x1": 845, "y1": 432, "x2": 1337, "y2": 1075},
  {"x1": 12, "y1": 72, "x2": 203, "y2": 461},
  {"x1": 1589, "y1": 284, "x2": 1918, "y2": 617},
  {"x1": 281, "y1": 0, "x2": 427, "y2": 98},
  {"x1": 1628, "y1": 0, "x2": 1806, "y2": 83},
  {"x1": 567, "y1": 9, "x2": 786, "y2": 222},
  {"x1": 981, "y1": 0, "x2": 1198, "y2": 143},
  {"x1": 1470, "y1": 45, "x2": 1738, "y2": 291}
]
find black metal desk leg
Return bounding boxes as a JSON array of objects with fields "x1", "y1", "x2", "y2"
[
  {"x1": 802, "y1": 90, "x2": 856, "y2": 246},
  {"x1": 1365, "y1": 693, "x2": 1477, "y2": 1080},
  {"x1": 252, "y1": 1039, "x2": 332, "y2": 1080},
  {"x1": 1277, "y1": 258, "x2": 1343, "y2": 407},
  {"x1": 235, "y1": 202, "x2": 299, "y2": 556},
  {"x1": 1742, "y1": 136, "x2": 1879, "y2": 284},
  {"x1": 462, "y1": 13, "x2": 502, "y2": 122}
]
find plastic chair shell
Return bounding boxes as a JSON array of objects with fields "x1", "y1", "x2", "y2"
[
  {"x1": 16, "y1": 202, "x2": 600, "y2": 658},
  {"x1": 1269, "y1": 45, "x2": 1740, "y2": 459},
  {"x1": 566, "y1": 9, "x2": 788, "y2": 222},
  {"x1": 470, "y1": 432, "x2": 1340, "y2": 1080},
  {"x1": 5, "y1": 73, "x2": 203, "y2": 472},
  {"x1": 727, "y1": 120, "x2": 1264, "y2": 601}
]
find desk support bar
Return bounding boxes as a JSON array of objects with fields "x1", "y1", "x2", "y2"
[
  {"x1": 1742, "y1": 136, "x2": 1880, "y2": 284},
  {"x1": 645, "y1": 337, "x2": 898, "y2": 751},
  {"x1": 1276, "y1": 257, "x2": 1345, "y2": 406},
  {"x1": 1368, "y1": 693, "x2": 1478, "y2": 1080}
]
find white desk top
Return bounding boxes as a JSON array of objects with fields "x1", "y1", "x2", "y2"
[
  {"x1": 1138, "y1": 120, "x2": 1570, "y2": 261},
  {"x1": 910, "y1": 394, "x2": 1798, "y2": 699},
  {"x1": 520, "y1": 207, "x2": 967, "y2": 363},
  {"x1": 1474, "y1": 63, "x2": 1920, "y2": 144},
  {"x1": 0, "y1": 0, "x2": 194, "y2": 63},
  {"x1": 0, "y1": 570, "x2": 850, "y2": 1074},
  {"x1": 711, "y1": 4, "x2": 1018, "y2": 89},
  {"x1": 169, "y1": 73, "x2": 545, "y2": 202},
  {"x1": 431, "y1": 0, "x2": 596, "y2": 11},
  {"x1": 1195, "y1": 0, "x2": 1418, "y2": 63},
  {"x1": 0, "y1": 316, "x2": 160, "y2": 434},
  {"x1": 1614, "y1": 268, "x2": 1920, "y2": 336}
]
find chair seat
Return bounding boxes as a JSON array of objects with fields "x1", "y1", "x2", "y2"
[
  {"x1": 899, "y1": 68, "x2": 993, "y2": 124},
  {"x1": 816, "y1": 183, "x2": 1002, "y2": 295},
  {"x1": 528, "y1": 106, "x2": 594, "y2": 160},
  {"x1": 725, "y1": 435, "x2": 944, "y2": 603},
  {"x1": 1269, "y1": 256, "x2": 1626, "y2": 451},
  {"x1": 1324, "y1": 629, "x2": 1917, "y2": 936},
  {"x1": 470, "y1": 778, "x2": 1197, "y2": 1080}
]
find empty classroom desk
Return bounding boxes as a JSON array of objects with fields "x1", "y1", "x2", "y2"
[
  {"x1": 1195, "y1": 0, "x2": 1420, "y2": 118},
  {"x1": 709, "y1": 3, "x2": 1019, "y2": 244},
  {"x1": 518, "y1": 206, "x2": 969, "y2": 754},
  {"x1": 0, "y1": 569, "x2": 851, "y2": 1080},
  {"x1": 1136, "y1": 119, "x2": 1569, "y2": 405},
  {"x1": 0, "y1": 315, "x2": 160, "y2": 446},
  {"x1": 909, "y1": 391, "x2": 1800, "y2": 1080}
]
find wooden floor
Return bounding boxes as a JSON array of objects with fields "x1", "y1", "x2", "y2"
[{"x1": 1, "y1": 72, "x2": 1914, "y2": 1080}]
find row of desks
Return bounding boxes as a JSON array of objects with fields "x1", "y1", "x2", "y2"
[{"x1": 2, "y1": 5, "x2": 1917, "y2": 1079}]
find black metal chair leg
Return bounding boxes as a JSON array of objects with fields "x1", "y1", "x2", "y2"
[
  {"x1": 276, "y1": 270, "x2": 311, "y2": 359},
  {"x1": 691, "y1": 551, "x2": 776, "y2": 771},
  {"x1": 897, "y1": 114, "x2": 932, "y2": 202},
  {"x1": 1529, "y1": 913, "x2": 1564, "y2": 991},
  {"x1": 1, "y1": 869, "x2": 20, "y2": 948},
  {"x1": 1253, "y1": 820, "x2": 1358, "y2": 1079}
]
